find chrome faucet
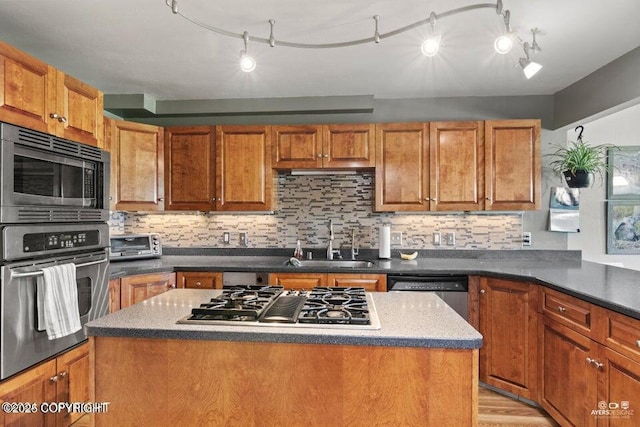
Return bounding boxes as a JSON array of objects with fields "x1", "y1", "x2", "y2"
[{"x1": 327, "y1": 220, "x2": 341, "y2": 260}]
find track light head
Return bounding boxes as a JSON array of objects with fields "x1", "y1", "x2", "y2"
[
  {"x1": 239, "y1": 31, "x2": 256, "y2": 72},
  {"x1": 494, "y1": 34, "x2": 514, "y2": 54},
  {"x1": 421, "y1": 12, "x2": 440, "y2": 57},
  {"x1": 519, "y1": 42, "x2": 542, "y2": 79}
]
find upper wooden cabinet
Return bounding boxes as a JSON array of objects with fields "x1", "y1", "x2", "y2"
[
  {"x1": 485, "y1": 119, "x2": 541, "y2": 210},
  {"x1": 375, "y1": 122, "x2": 430, "y2": 211},
  {"x1": 165, "y1": 126, "x2": 216, "y2": 211},
  {"x1": 430, "y1": 121, "x2": 484, "y2": 211},
  {"x1": 216, "y1": 125, "x2": 274, "y2": 211},
  {"x1": 272, "y1": 124, "x2": 375, "y2": 170},
  {"x1": 107, "y1": 118, "x2": 165, "y2": 211},
  {"x1": 0, "y1": 40, "x2": 103, "y2": 147}
]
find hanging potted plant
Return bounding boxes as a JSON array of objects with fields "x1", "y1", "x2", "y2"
[{"x1": 548, "y1": 126, "x2": 615, "y2": 188}]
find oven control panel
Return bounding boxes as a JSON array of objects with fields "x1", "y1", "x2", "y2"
[{"x1": 23, "y1": 230, "x2": 101, "y2": 253}]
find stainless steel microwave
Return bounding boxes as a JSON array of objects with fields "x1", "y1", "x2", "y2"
[
  {"x1": 0, "y1": 122, "x2": 110, "y2": 223},
  {"x1": 109, "y1": 234, "x2": 162, "y2": 261}
]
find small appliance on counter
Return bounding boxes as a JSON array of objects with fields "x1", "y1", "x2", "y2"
[{"x1": 109, "y1": 233, "x2": 162, "y2": 261}]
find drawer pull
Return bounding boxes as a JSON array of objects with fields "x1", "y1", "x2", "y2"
[
  {"x1": 195, "y1": 281, "x2": 202, "y2": 287},
  {"x1": 558, "y1": 306, "x2": 566, "y2": 312},
  {"x1": 586, "y1": 357, "x2": 604, "y2": 369},
  {"x1": 637, "y1": 340, "x2": 640, "y2": 348}
]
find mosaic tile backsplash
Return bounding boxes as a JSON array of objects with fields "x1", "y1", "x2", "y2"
[{"x1": 109, "y1": 173, "x2": 523, "y2": 250}]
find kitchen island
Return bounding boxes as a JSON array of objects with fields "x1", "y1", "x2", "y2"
[{"x1": 86, "y1": 290, "x2": 482, "y2": 426}]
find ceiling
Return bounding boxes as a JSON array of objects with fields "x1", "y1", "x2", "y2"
[{"x1": 1, "y1": 0, "x2": 640, "y2": 102}]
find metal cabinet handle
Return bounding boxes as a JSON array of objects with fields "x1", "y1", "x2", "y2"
[
  {"x1": 49, "y1": 375, "x2": 58, "y2": 383},
  {"x1": 195, "y1": 281, "x2": 202, "y2": 287},
  {"x1": 158, "y1": 198, "x2": 164, "y2": 201},
  {"x1": 558, "y1": 306, "x2": 566, "y2": 312},
  {"x1": 480, "y1": 289, "x2": 486, "y2": 294},
  {"x1": 58, "y1": 371, "x2": 67, "y2": 379},
  {"x1": 317, "y1": 153, "x2": 322, "y2": 158},
  {"x1": 586, "y1": 357, "x2": 604, "y2": 369},
  {"x1": 323, "y1": 154, "x2": 329, "y2": 158},
  {"x1": 637, "y1": 340, "x2": 640, "y2": 348},
  {"x1": 212, "y1": 197, "x2": 217, "y2": 201},
  {"x1": 58, "y1": 116, "x2": 67, "y2": 123}
]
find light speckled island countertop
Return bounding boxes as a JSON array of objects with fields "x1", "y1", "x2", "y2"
[{"x1": 85, "y1": 290, "x2": 483, "y2": 349}]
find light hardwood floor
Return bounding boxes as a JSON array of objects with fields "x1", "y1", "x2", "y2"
[
  {"x1": 73, "y1": 386, "x2": 558, "y2": 426},
  {"x1": 478, "y1": 386, "x2": 558, "y2": 427}
]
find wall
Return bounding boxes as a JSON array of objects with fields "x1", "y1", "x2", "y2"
[
  {"x1": 566, "y1": 102, "x2": 640, "y2": 270},
  {"x1": 110, "y1": 173, "x2": 524, "y2": 251}
]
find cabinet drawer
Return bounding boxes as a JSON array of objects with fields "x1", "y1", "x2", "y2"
[
  {"x1": 178, "y1": 272, "x2": 222, "y2": 289},
  {"x1": 541, "y1": 287, "x2": 593, "y2": 336},
  {"x1": 594, "y1": 305, "x2": 640, "y2": 364}
]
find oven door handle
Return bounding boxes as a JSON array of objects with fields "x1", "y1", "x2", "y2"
[{"x1": 10, "y1": 258, "x2": 108, "y2": 278}]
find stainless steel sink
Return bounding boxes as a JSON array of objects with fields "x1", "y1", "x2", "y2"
[{"x1": 293, "y1": 260, "x2": 374, "y2": 268}]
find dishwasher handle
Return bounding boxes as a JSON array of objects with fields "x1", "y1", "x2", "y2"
[{"x1": 387, "y1": 275, "x2": 468, "y2": 292}]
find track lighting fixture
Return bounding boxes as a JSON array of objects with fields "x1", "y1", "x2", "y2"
[
  {"x1": 239, "y1": 31, "x2": 256, "y2": 72},
  {"x1": 519, "y1": 29, "x2": 542, "y2": 79},
  {"x1": 421, "y1": 12, "x2": 440, "y2": 57},
  {"x1": 167, "y1": 0, "x2": 544, "y2": 78}
]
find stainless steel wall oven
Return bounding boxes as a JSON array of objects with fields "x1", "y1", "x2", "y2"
[{"x1": 0, "y1": 222, "x2": 110, "y2": 380}]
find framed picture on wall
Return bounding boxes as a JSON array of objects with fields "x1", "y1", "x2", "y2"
[
  {"x1": 607, "y1": 200, "x2": 640, "y2": 254},
  {"x1": 607, "y1": 146, "x2": 640, "y2": 199}
]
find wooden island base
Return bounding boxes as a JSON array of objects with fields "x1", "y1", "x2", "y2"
[{"x1": 90, "y1": 337, "x2": 478, "y2": 426}]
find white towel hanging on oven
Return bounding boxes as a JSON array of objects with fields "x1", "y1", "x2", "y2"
[{"x1": 36, "y1": 263, "x2": 82, "y2": 340}]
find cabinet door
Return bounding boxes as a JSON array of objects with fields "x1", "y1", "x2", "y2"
[
  {"x1": 540, "y1": 317, "x2": 598, "y2": 427},
  {"x1": 108, "y1": 278, "x2": 121, "y2": 313},
  {"x1": 177, "y1": 271, "x2": 222, "y2": 289},
  {"x1": 109, "y1": 119, "x2": 165, "y2": 211},
  {"x1": 0, "y1": 359, "x2": 57, "y2": 427},
  {"x1": 269, "y1": 273, "x2": 326, "y2": 289},
  {"x1": 272, "y1": 125, "x2": 322, "y2": 169},
  {"x1": 598, "y1": 346, "x2": 640, "y2": 427},
  {"x1": 120, "y1": 273, "x2": 176, "y2": 308},
  {"x1": 53, "y1": 71, "x2": 103, "y2": 147},
  {"x1": 375, "y1": 122, "x2": 429, "y2": 211},
  {"x1": 216, "y1": 125, "x2": 274, "y2": 211},
  {"x1": 55, "y1": 343, "x2": 90, "y2": 426},
  {"x1": 478, "y1": 278, "x2": 538, "y2": 399},
  {"x1": 0, "y1": 40, "x2": 53, "y2": 133},
  {"x1": 485, "y1": 119, "x2": 541, "y2": 210},
  {"x1": 165, "y1": 126, "x2": 216, "y2": 211},
  {"x1": 327, "y1": 274, "x2": 386, "y2": 292},
  {"x1": 430, "y1": 121, "x2": 484, "y2": 211},
  {"x1": 323, "y1": 123, "x2": 375, "y2": 169}
]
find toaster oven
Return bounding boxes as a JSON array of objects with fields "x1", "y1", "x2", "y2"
[{"x1": 109, "y1": 234, "x2": 162, "y2": 261}]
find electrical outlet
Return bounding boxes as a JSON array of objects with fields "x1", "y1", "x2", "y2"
[
  {"x1": 223, "y1": 232, "x2": 230, "y2": 244},
  {"x1": 433, "y1": 232, "x2": 441, "y2": 246},
  {"x1": 445, "y1": 232, "x2": 455, "y2": 246},
  {"x1": 239, "y1": 232, "x2": 247, "y2": 246},
  {"x1": 390, "y1": 231, "x2": 403, "y2": 246},
  {"x1": 522, "y1": 232, "x2": 532, "y2": 246}
]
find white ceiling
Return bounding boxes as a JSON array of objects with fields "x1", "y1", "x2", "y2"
[{"x1": 1, "y1": 0, "x2": 639, "y2": 101}]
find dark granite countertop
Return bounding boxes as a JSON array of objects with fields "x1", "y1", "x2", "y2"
[
  {"x1": 107, "y1": 249, "x2": 640, "y2": 321},
  {"x1": 85, "y1": 289, "x2": 483, "y2": 349}
]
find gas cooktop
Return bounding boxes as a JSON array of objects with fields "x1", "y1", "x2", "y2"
[{"x1": 177, "y1": 285, "x2": 381, "y2": 330}]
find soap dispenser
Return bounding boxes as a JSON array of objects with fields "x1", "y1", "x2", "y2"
[{"x1": 294, "y1": 240, "x2": 303, "y2": 260}]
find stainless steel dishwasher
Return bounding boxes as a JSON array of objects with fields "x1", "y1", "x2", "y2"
[
  {"x1": 223, "y1": 272, "x2": 269, "y2": 286},
  {"x1": 387, "y1": 275, "x2": 469, "y2": 320}
]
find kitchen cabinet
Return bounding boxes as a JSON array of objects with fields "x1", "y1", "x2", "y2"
[
  {"x1": 0, "y1": 342, "x2": 90, "y2": 427},
  {"x1": 0, "y1": 40, "x2": 103, "y2": 147},
  {"x1": 430, "y1": 121, "x2": 484, "y2": 211},
  {"x1": 375, "y1": 122, "x2": 430, "y2": 211},
  {"x1": 272, "y1": 124, "x2": 375, "y2": 169},
  {"x1": 216, "y1": 125, "x2": 275, "y2": 211},
  {"x1": 176, "y1": 271, "x2": 222, "y2": 289},
  {"x1": 540, "y1": 287, "x2": 640, "y2": 427},
  {"x1": 477, "y1": 277, "x2": 538, "y2": 400},
  {"x1": 269, "y1": 272, "x2": 385, "y2": 291},
  {"x1": 107, "y1": 118, "x2": 165, "y2": 211},
  {"x1": 164, "y1": 126, "x2": 216, "y2": 211},
  {"x1": 484, "y1": 119, "x2": 541, "y2": 210},
  {"x1": 109, "y1": 278, "x2": 121, "y2": 313},
  {"x1": 119, "y1": 272, "x2": 176, "y2": 308}
]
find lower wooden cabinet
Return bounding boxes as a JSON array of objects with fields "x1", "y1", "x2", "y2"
[
  {"x1": 477, "y1": 277, "x2": 538, "y2": 400},
  {"x1": 540, "y1": 316, "x2": 598, "y2": 427},
  {"x1": 119, "y1": 272, "x2": 177, "y2": 309},
  {"x1": 176, "y1": 271, "x2": 222, "y2": 289},
  {"x1": 0, "y1": 342, "x2": 89, "y2": 427},
  {"x1": 269, "y1": 273, "x2": 386, "y2": 291},
  {"x1": 108, "y1": 278, "x2": 121, "y2": 313}
]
